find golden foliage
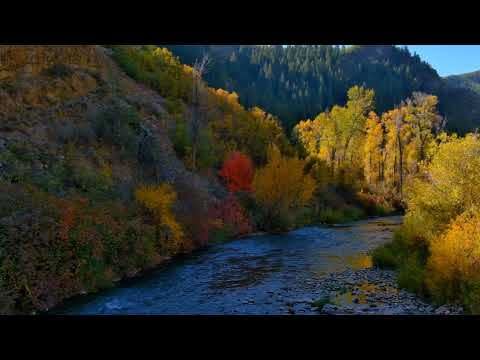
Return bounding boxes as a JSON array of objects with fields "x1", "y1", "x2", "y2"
[
  {"x1": 208, "y1": 88, "x2": 292, "y2": 165},
  {"x1": 294, "y1": 86, "x2": 374, "y2": 181},
  {"x1": 379, "y1": 134, "x2": 480, "y2": 312},
  {"x1": 404, "y1": 134, "x2": 480, "y2": 243},
  {"x1": 295, "y1": 88, "x2": 442, "y2": 201},
  {"x1": 427, "y1": 209, "x2": 480, "y2": 306},
  {"x1": 135, "y1": 184, "x2": 184, "y2": 251},
  {"x1": 363, "y1": 112, "x2": 386, "y2": 187},
  {"x1": 253, "y1": 144, "x2": 316, "y2": 224}
]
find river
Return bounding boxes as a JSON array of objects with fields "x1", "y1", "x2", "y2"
[{"x1": 55, "y1": 216, "x2": 403, "y2": 315}]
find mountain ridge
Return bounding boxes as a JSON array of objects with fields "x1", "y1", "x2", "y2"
[
  {"x1": 167, "y1": 45, "x2": 480, "y2": 133},
  {"x1": 445, "y1": 70, "x2": 480, "y2": 94}
]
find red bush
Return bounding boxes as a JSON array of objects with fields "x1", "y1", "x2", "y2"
[{"x1": 219, "y1": 152, "x2": 255, "y2": 193}]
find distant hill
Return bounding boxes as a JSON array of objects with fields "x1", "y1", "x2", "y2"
[
  {"x1": 445, "y1": 70, "x2": 480, "y2": 94},
  {"x1": 166, "y1": 45, "x2": 480, "y2": 133}
]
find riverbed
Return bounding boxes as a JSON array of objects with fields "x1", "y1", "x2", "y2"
[{"x1": 56, "y1": 216, "x2": 415, "y2": 315}]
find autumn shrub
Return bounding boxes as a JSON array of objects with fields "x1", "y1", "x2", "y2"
[
  {"x1": 253, "y1": 144, "x2": 316, "y2": 232},
  {"x1": 0, "y1": 189, "x2": 80, "y2": 312},
  {"x1": 206, "y1": 194, "x2": 254, "y2": 241},
  {"x1": 219, "y1": 151, "x2": 255, "y2": 193},
  {"x1": 0, "y1": 181, "x2": 165, "y2": 314},
  {"x1": 173, "y1": 179, "x2": 212, "y2": 249},
  {"x1": 426, "y1": 209, "x2": 480, "y2": 312},
  {"x1": 135, "y1": 184, "x2": 185, "y2": 254}
]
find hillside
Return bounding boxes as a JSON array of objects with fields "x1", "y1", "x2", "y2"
[
  {"x1": 0, "y1": 45, "x2": 259, "y2": 314},
  {"x1": 445, "y1": 70, "x2": 480, "y2": 94},
  {"x1": 1, "y1": 44, "x2": 313, "y2": 314},
  {"x1": 166, "y1": 45, "x2": 480, "y2": 133}
]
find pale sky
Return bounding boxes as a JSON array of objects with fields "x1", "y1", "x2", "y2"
[{"x1": 403, "y1": 45, "x2": 480, "y2": 77}]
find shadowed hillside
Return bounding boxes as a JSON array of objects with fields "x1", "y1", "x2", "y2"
[{"x1": 167, "y1": 45, "x2": 480, "y2": 133}]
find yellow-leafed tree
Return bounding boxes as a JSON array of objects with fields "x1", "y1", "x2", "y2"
[
  {"x1": 135, "y1": 184, "x2": 184, "y2": 253},
  {"x1": 363, "y1": 111, "x2": 386, "y2": 188},
  {"x1": 253, "y1": 144, "x2": 316, "y2": 231}
]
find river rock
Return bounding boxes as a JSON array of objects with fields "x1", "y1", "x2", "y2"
[
  {"x1": 311, "y1": 267, "x2": 464, "y2": 316},
  {"x1": 321, "y1": 304, "x2": 338, "y2": 314}
]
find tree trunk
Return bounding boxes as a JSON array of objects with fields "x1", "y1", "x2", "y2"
[{"x1": 397, "y1": 135, "x2": 404, "y2": 199}]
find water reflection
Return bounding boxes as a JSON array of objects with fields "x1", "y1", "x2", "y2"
[{"x1": 210, "y1": 252, "x2": 284, "y2": 291}]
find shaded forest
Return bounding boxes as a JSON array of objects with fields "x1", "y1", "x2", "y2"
[{"x1": 167, "y1": 45, "x2": 480, "y2": 133}]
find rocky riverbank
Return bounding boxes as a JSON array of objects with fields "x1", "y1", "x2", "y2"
[{"x1": 311, "y1": 268, "x2": 464, "y2": 315}]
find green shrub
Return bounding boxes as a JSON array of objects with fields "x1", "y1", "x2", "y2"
[
  {"x1": 89, "y1": 100, "x2": 141, "y2": 159},
  {"x1": 294, "y1": 206, "x2": 315, "y2": 228},
  {"x1": 196, "y1": 128, "x2": 218, "y2": 170},
  {"x1": 317, "y1": 206, "x2": 365, "y2": 224},
  {"x1": 318, "y1": 208, "x2": 345, "y2": 224},
  {"x1": 111, "y1": 46, "x2": 193, "y2": 102},
  {"x1": 171, "y1": 118, "x2": 190, "y2": 159},
  {"x1": 209, "y1": 227, "x2": 231, "y2": 244},
  {"x1": 343, "y1": 206, "x2": 365, "y2": 221},
  {"x1": 397, "y1": 255, "x2": 426, "y2": 295},
  {"x1": 33, "y1": 161, "x2": 69, "y2": 194},
  {"x1": 69, "y1": 163, "x2": 114, "y2": 200},
  {"x1": 372, "y1": 242, "x2": 400, "y2": 269}
]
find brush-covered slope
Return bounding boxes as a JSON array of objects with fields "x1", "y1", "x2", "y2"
[
  {"x1": 0, "y1": 45, "x2": 225, "y2": 314},
  {"x1": 0, "y1": 44, "x2": 295, "y2": 314}
]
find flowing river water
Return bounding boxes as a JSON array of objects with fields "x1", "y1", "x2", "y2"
[{"x1": 55, "y1": 216, "x2": 407, "y2": 315}]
